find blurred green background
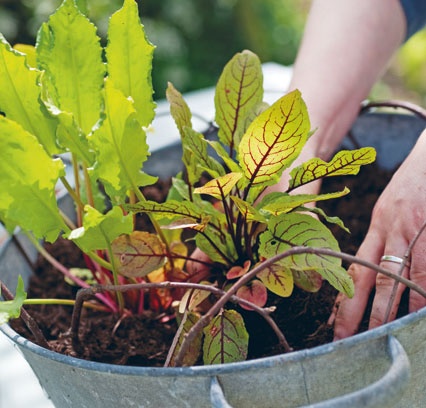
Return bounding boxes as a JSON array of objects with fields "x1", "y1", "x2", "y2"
[{"x1": 0, "y1": 0, "x2": 425, "y2": 103}]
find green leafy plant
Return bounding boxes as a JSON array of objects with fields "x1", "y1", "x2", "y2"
[
  {"x1": 129, "y1": 50, "x2": 377, "y2": 365},
  {"x1": 0, "y1": 0, "x2": 378, "y2": 368}
]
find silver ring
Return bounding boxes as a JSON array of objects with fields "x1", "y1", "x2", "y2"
[{"x1": 380, "y1": 255, "x2": 407, "y2": 265}]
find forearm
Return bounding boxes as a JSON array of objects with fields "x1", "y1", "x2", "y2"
[{"x1": 289, "y1": 0, "x2": 407, "y2": 160}]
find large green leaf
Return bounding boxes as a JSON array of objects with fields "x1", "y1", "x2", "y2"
[
  {"x1": 89, "y1": 79, "x2": 156, "y2": 202},
  {"x1": 239, "y1": 90, "x2": 310, "y2": 196},
  {"x1": 259, "y1": 213, "x2": 354, "y2": 296},
  {"x1": 68, "y1": 205, "x2": 133, "y2": 252},
  {"x1": 0, "y1": 35, "x2": 58, "y2": 154},
  {"x1": 36, "y1": 0, "x2": 105, "y2": 134},
  {"x1": 288, "y1": 147, "x2": 376, "y2": 190},
  {"x1": 0, "y1": 116, "x2": 66, "y2": 242},
  {"x1": 203, "y1": 309, "x2": 249, "y2": 365},
  {"x1": 106, "y1": 0, "x2": 155, "y2": 127},
  {"x1": 0, "y1": 276, "x2": 27, "y2": 325},
  {"x1": 215, "y1": 50, "x2": 263, "y2": 155}
]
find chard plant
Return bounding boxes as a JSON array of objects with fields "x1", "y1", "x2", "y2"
[
  {"x1": 0, "y1": 0, "x2": 179, "y2": 319},
  {"x1": 0, "y1": 0, "x2": 379, "y2": 368}
]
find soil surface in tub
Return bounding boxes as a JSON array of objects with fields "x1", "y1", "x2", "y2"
[{"x1": 11, "y1": 162, "x2": 408, "y2": 367}]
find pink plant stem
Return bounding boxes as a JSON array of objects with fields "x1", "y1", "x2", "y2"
[{"x1": 33, "y1": 239, "x2": 118, "y2": 313}]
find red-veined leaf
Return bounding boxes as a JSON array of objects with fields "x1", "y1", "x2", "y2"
[{"x1": 203, "y1": 309, "x2": 249, "y2": 365}]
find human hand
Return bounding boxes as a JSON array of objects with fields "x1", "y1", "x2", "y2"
[{"x1": 329, "y1": 129, "x2": 426, "y2": 339}]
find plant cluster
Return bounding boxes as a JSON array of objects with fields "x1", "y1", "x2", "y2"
[{"x1": 0, "y1": 0, "x2": 376, "y2": 366}]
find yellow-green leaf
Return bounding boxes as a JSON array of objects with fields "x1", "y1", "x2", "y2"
[
  {"x1": 259, "y1": 213, "x2": 354, "y2": 297},
  {"x1": 193, "y1": 172, "x2": 242, "y2": 199},
  {"x1": 168, "y1": 312, "x2": 202, "y2": 367},
  {"x1": 259, "y1": 188, "x2": 350, "y2": 216},
  {"x1": 215, "y1": 50, "x2": 263, "y2": 153},
  {"x1": 0, "y1": 36, "x2": 58, "y2": 154},
  {"x1": 203, "y1": 309, "x2": 249, "y2": 365},
  {"x1": 112, "y1": 231, "x2": 167, "y2": 278},
  {"x1": 107, "y1": 0, "x2": 155, "y2": 127},
  {"x1": 257, "y1": 263, "x2": 293, "y2": 297},
  {"x1": 239, "y1": 89, "x2": 310, "y2": 191},
  {"x1": 89, "y1": 79, "x2": 156, "y2": 202},
  {"x1": 289, "y1": 147, "x2": 376, "y2": 190},
  {"x1": 182, "y1": 127, "x2": 225, "y2": 179},
  {"x1": 36, "y1": 0, "x2": 105, "y2": 134},
  {"x1": 68, "y1": 205, "x2": 133, "y2": 252},
  {"x1": 0, "y1": 276, "x2": 27, "y2": 325},
  {"x1": 230, "y1": 196, "x2": 266, "y2": 222},
  {"x1": 0, "y1": 116, "x2": 66, "y2": 242},
  {"x1": 13, "y1": 44, "x2": 36, "y2": 68},
  {"x1": 167, "y1": 82, "x2": 192, "y2": 136}
]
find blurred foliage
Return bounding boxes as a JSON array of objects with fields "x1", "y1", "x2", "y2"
[
  {"x1": 0, "y1": 0, "x2": 424, "y2": 103},
  {"x1": 0, "y1": 0, "x2": 308, "y2": 98}
]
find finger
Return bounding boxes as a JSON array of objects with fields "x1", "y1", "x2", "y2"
[
  {"x1": 369, "y1": 241, "x2": 409, "y2": 329},
  {"x1": 332, "y1": 233, "x2": 383, "y2": 340},
  {"x1": 409, "y1": 238, "x2": 426, "y2": 312}
]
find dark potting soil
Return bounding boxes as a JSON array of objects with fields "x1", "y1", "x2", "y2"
[{"x1": 11, "y1": 163, "x2": 397, "y2": 367}]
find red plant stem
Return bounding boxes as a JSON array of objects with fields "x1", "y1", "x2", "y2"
[{"x1": 28, "y1": 235, "x2": 119, "y2": 313}]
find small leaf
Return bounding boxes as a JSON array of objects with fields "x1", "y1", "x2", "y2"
[
  {"x1": 179, "y1": 286, "x2": 211, "y2": 314},
  {"x1": 299, "y1": 206, "x2": 350, "y2": 233},
  {"x1": 236, "y1": 280, "x2": 267, "y2": 311},
  {"x1": 215, "y1": 50, "x2": 263, "y2": 154},
  {"x1": 226, "y1": 260, "x2": 251, "y2": 280},
  {"x1": 230, "y1": 196, "x2": 266, "y2": 222},
  {"x1": 182, "y1": 127, "x2": 225, "y2": 179},
  {"x1": 130, "y1": 199, "x2": 203, "y2": 222},
  {"x1": 168, "y1": 312, "x2": 202, "y2": 367},
  {"x1": 203, "y1": 309, "x2": 249, "y2": 365},
  {"x1": 195, "y1": 230, "x2": 237, "y2": 266},
  {"x1": 64, "y1": 268, "x2": 96, "y2": 286},
  {"x1": 193, "y1": 172, "x2": 242, "y2": 199},
  {"x1": 0, "y1": 276, "x2": 27, "y2": 325},
  {"x1": 239, "y1": 90, "x2": 311, "y2": 195},
  {"x1": 257, "y1": 263, "x2": 294, "y2": 297},
  {"x1": 107, "y1": 0, "x2": 156, "y2": 127},
  {"x1": 166, "y1": 82, "x2": 192, "y2": 136},
  {"x1": 68, "y1": 206, "x2": 133, "y2": 252},
  {"x1": 289, "y1": 147, "x2": 376, "y2": 190},
  {"x1": 207, "y1": 140, "x2": 245, "y2": 175},
  {"x1": 112, "y1": 231, "x2": 167, "y2": 278},
  {"x1": 259, "y1": 188, "x2": 350, "y2": 216}
]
